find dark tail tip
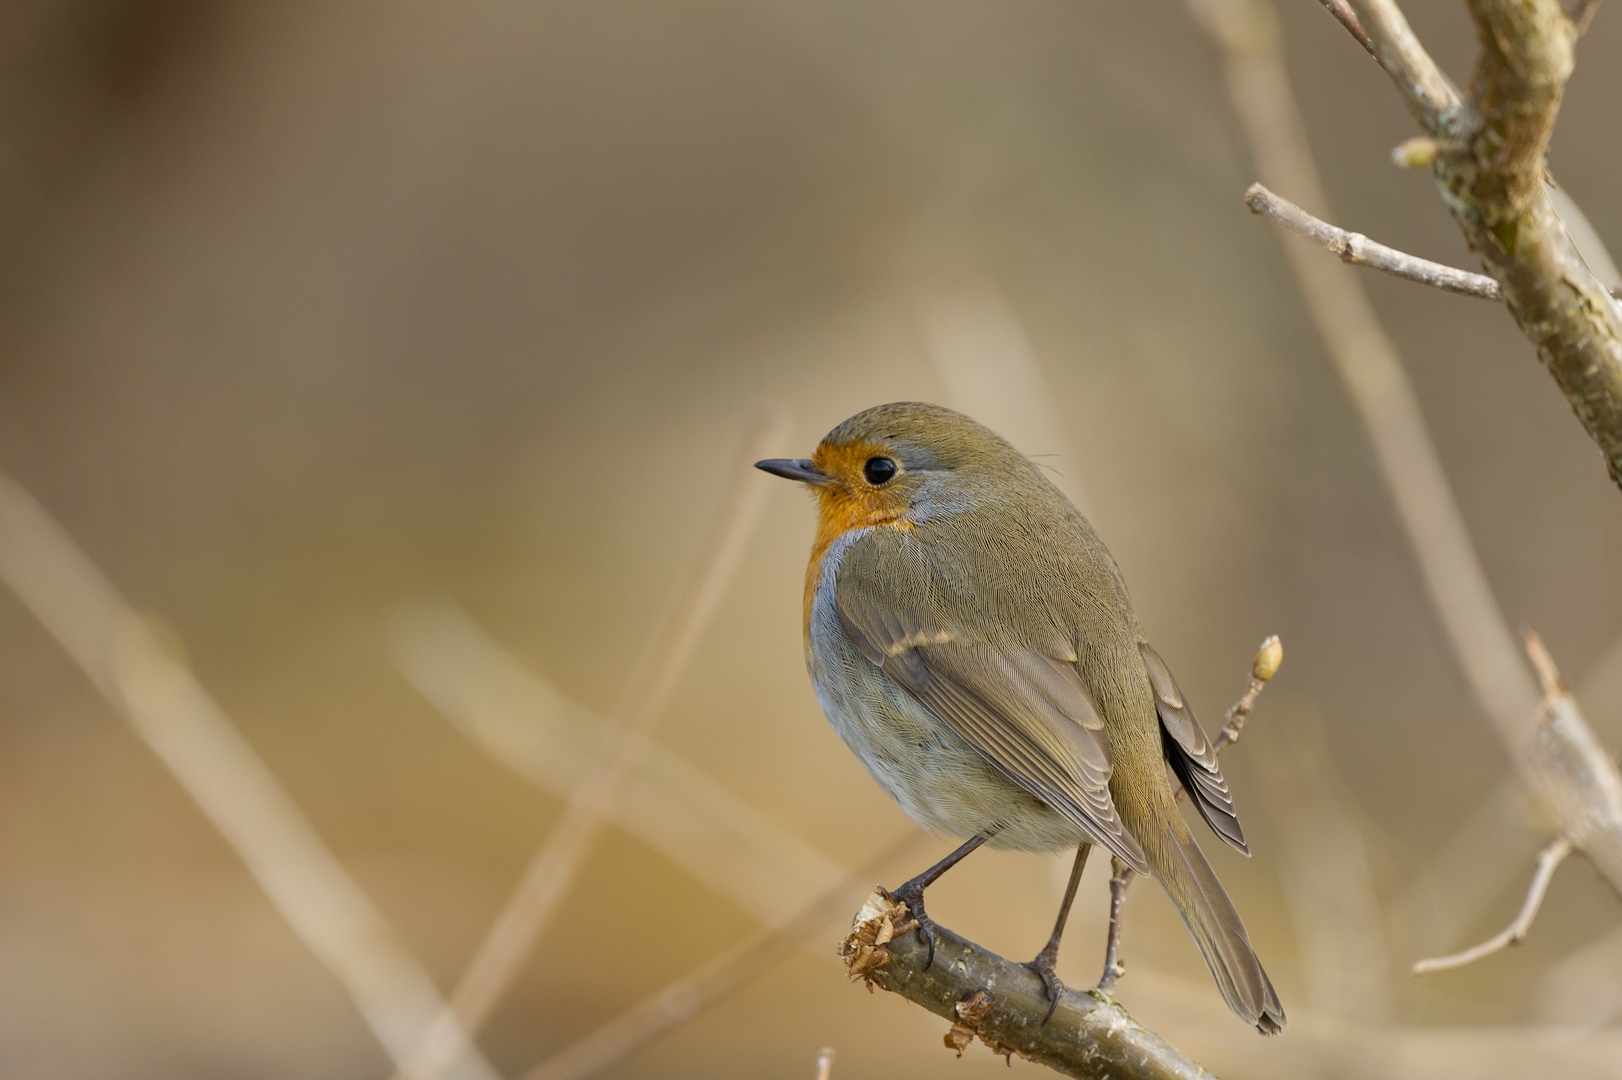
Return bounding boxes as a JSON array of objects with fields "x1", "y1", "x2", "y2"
[{"x1": 1160, "y1": 824, "x2": 1287, "y2": 1035}]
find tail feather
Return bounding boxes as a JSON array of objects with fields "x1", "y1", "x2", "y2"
[{"x1": 1155, "y1": 823, "x2": 1286, "y2": 1035}]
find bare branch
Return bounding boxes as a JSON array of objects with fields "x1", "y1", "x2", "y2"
[
  {"x1": 1517, "y1": 634, "x2": 1622, "y2": 895},
  {"x1": 1413, "y1": 836, "x2": 1574, "y2": 975},
  {"x1": 1350, "y1": 0, "x2": 1622, "y2": 486},
  {"x1": 1247, "y1": 183, "x2": 1622, "y2": 303},
  {"x1": 1214, "y1": 0, "x2": 1622, "y2": 912},
  {"x1": 843, "y1": 891, "x2": 1215, "y2": 1080},
  {"x1": 814, "y1": 1047, "x2": 835, "y2": 1080},
  {"x1": 1212, "y1": 0, "x2": 1545, "y2": 734},
  {"x1": 1246, "y1": 183, "x2": 1502, "y2": 299},
  {"x1": 1346, "y1": 0, "x2": 1462, "y2": 124},
  {"x1": 396, "y1": 409, "x2": 791, "y2": 1080},
  {"x1": 1316, "y1": 0, "x2": 1376, "y2": 57}
]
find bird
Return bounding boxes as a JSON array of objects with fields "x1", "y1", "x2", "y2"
[{"x1": 756, "y1": 401, "x2": 1284, "y2": 1035}]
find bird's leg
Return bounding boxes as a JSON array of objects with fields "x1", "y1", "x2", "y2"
[
  {"x1": 1096, "y1": 857, "x2": 1135, "y2": 992},
  {"x1": 1025, "y1": 844, "x2": 1090, "y2": 1023},
  {"x1": 882, "y1": 832, "x2": 991, "y2": 969}
]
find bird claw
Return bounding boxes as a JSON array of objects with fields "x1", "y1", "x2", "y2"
[
  {"x1": 880, "y1": 880, "x2": 940, "y2": 969},
  {"x1": 1025, "y1": 948, "x2": 1065, "y2": 1025}
]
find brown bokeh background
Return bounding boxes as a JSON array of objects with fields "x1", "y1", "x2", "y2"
[{"x1": 2, "y1": 2, "x2": 1620, "y2": 1077}]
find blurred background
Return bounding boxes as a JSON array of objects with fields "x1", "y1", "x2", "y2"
[{"x1": 2, "y1": 1, "x2": 1620, "y2": 1077}]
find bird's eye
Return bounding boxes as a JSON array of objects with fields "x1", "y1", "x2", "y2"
[{"x1": 862, "y1": 457, "x2": 897, "y2": 485}]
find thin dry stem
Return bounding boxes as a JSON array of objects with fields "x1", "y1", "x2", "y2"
[
  {"x1": 1097, "y1": 857, "x2": 1134, "y2": 992},
  {"x1": 395, "y1": 409, "x2": 792, "y2": 1080},
  {"x1": 0, "y1": 472, "x2": 499, "y2": 1080},
  {"x1": 1412, "y1": 836, "x2": 1573, "y2": 974},
  {"x1": 1346, "y1": 0, "x2": 1461, "y2": 124},
  {"x1": 1316, "y1": 0, "x2": 1376, "y2": 56},
  {"x1": 1247, "y1": 184, "x2": 1622, "y2": 302},
  {"x1": 814, "y1": 1047, "x2": 836, "y2": 1080}
]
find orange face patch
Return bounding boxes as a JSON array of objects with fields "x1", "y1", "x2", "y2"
[{"x1": 802, "y1": 440, "x2": 914, "y2": 634}]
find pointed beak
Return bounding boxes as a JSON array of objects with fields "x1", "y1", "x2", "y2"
[{"x1": 754, "y1": 458, "x2": 830, "y2": 485}]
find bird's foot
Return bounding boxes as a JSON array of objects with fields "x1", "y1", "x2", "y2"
[
  {"x1": 879, "y1": 878, "x2": 939, "y2": 969},
  {"x1": 1025, "y1": 943, "x2": 1066, "y2": 1025}
]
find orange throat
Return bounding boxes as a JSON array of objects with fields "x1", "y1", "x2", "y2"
[{"x1": 800, "y1": 441, "x2": 915, "y2": 641}]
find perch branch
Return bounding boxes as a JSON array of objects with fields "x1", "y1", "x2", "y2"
[
  {"x1": 394, "y1": 408, "x2": 791, "y2": 1080},
  {"x1": 1412, "y1": 836, "x2": 1573, "y2": 974},
  {"x1": 842, "y1": 891, "x2": 1214, "y2": 1080},
  {"x1": 1346, "y1": 0, "x2": 1622, "y2": 488}
]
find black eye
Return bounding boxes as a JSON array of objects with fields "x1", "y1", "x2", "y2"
[{"x1": 862, "y1": 457, "x2": 897, "y2": 485}]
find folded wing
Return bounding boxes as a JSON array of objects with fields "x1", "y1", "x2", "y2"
[
  {"x1": 1140, "y1": 640, "x2": 1249, "y2": 855},
  {"x1": 837, "y1": 573, "x2": 1148, "y2": 874}
]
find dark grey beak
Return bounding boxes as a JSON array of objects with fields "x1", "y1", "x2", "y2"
[{"x1": 755, "y1": 458, "x2": 830, "y2": 484}]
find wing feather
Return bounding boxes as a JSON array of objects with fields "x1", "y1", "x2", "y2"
[{"x1": 1140, "y1": 640, "x2": 1249, "y2": 855}]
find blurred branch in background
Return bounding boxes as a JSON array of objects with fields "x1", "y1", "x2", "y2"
[
  {"x1": 1539, "y1": 922, "x2": 1622, "y2": 1026},
  {"x1": 1392, "y1": 628, "x2": 1622, "y2": 963},
  {"x1": 1397, "y1": 632, "x2": 1622, "y2": 969},
  {"x1": 0, "y1": 471, "x2": 500, "y2": 1080},
  {"x1": 915, "y1": 280, "x2": 1092, "y2": 519},
  {"x1": 520, "y1": 832, "x2": 932, "y2": 1080},
  {"x1": 1413, "y1": 835, "x2": 1572, "y2": 975},
  {"x1": 394, "y1": 410, "x2": 790, "y2": 1080},
  {"x1": 388, "y1": 600, "x2": 845, "y2": 927},
  {"x1": 1187, "y1": 0, "x2": 1622, "y2": 947}
]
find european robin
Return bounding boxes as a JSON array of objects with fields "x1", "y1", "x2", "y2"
[{"x1": 757, "y1": 401, "x2": 1284, "y2": 1034}]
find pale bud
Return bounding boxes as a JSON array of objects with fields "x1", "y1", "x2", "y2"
[{"x1": 1251, "y1": 635, "x2": 1282, "y2": 682}]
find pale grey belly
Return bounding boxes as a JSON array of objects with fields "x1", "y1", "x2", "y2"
[{"x1": 806, "y1": 560, "x2": 1085, "y2": 854}]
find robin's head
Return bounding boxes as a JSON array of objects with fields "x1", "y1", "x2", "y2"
[{"x1": 756, "y1": 402, "x2": 1027, "y2": 532}]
